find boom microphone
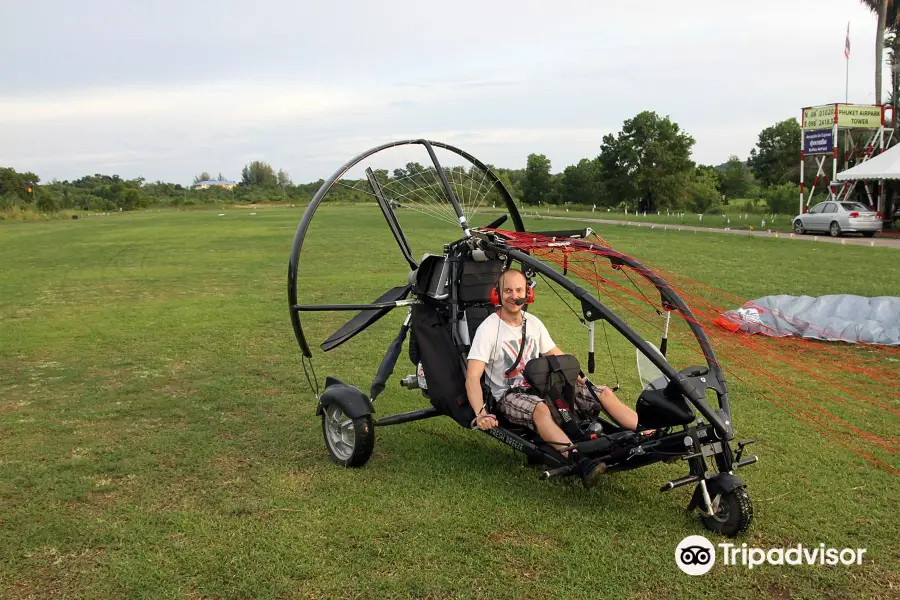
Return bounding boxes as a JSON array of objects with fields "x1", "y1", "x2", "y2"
[{"x1": 514, "y1": 298, "x2": 527, "y2": 306}]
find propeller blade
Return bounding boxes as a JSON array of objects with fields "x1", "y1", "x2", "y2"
[
  {"x1": 484, "y1": 214, "x2": 508, "y2": 229},
  {"x1": 422, "y1": 140, "x2": 467, "y2": 230},
  {"x1": 366, "y1": 168, "x2": 417, "y2": 269},
  {"x1": 320, "y1": 285, "x2": 411, "y2": 352}
]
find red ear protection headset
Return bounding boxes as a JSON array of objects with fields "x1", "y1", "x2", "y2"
[{"x1": 489, "y1": 272, "x2": 535, "y2": 306}]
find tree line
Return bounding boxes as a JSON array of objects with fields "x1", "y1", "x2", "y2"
[
  {"x1": 0, "y1": 161, "x2": 321, "y2": 213},
  {"x1": 517, "y1": 111, "x2": 800, "y2": 216},
  {"x1": 1, "y1": 111, "x2": 801, "y2": 216}
]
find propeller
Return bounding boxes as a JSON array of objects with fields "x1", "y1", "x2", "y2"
[
  {"x1": 320, "y1": 285, "x2": 412, "y2": 351},
  {"x1": 366, "y1": 168, "x2": 417, "y2": 269}
]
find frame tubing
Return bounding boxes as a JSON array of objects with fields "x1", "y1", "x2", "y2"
[
  {"x1": 374, "y1": 408, "x2": 441, "y2": 427},
  {"x1": 292, "y1": 300, "x2": 416, "y2": 312},
  {"x1": 492, "y1": 245, "x2": 731, "y2": 438}
]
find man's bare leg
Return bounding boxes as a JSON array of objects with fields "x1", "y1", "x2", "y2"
[
  {"x1": 595, "y1": 387, "x2": 653, "y2": 434},
  {"x1": 531, "y1": 402, "x2": 574, "y2": 456}
]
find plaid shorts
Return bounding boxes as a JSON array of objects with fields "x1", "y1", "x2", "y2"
[{"x1": 497, "y1": 382, "x2": 609, "y2": 430}]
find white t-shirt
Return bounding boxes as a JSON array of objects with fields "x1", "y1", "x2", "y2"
[{"x1": 467, "y1": 312, "x2": 556, "y2": 401}]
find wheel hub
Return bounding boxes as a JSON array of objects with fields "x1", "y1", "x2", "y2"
[{"x1": 324, "y1": 405, "x2": 355, "y2": 460}]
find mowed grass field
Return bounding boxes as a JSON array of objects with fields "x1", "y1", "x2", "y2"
[
  {"x1": 1, "y1": 205, "x2": 898, "y2": 599},
  {"x1": 513, "y1": 204, "x2": 900, "y2": 234},
  {"x1": 512, "y1": 206, "x2": 794, "y2": 233}
]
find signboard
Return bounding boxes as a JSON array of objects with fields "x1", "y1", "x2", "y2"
[
  {"x1": 802, "y1": 104, "x2": 883, "y2": 129},
  {"x1": 803, "y1": 129, "x2": 833, "y2": 154},
  {"x1": 836, "y1": 105, "x2": 882, "y2": 128},
  {"x1": 803, "y1": 105, "x2": 835, "y2": 129}
]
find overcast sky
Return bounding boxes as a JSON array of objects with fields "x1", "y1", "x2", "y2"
[{"x1": 0, "y1": 0, "x2": 887, "y2": 184}]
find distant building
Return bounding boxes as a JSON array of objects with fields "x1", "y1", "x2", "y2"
[{"x1": 193, "y1": 180, "x2": 237, "y2": 190}]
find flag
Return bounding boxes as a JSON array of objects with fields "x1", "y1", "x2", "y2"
[{"x1": 845, "y1": 22, "x2": 851, "y2": 59}]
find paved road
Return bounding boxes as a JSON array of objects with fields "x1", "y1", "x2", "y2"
[{"x1": 532, "y1": 214, "x2": 900, "y2": 249}]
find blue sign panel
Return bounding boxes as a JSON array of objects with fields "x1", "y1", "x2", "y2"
[{"x1": 803, "y1": 129, "x2": 833, "y2": 155}]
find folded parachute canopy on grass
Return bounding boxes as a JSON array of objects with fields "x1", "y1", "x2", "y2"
[{"x1": 715, "y1": 295, "x2": 900, "y2": 346}]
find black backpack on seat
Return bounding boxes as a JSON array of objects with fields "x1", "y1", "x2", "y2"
[{"x1": 523, "y1": 354, "x2": 586, "y2": 441}]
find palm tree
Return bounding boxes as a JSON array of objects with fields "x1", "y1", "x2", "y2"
[
  {"x1": 886, "y1": 30, "x2": 899, "y2": 107},
  {"x1": 860, "y1": 0, "x2": 900, "y2": 103}
]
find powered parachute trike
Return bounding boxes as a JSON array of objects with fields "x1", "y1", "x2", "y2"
[{"x1": 287, "y1": 140, "x2": 758, "y2": 537}]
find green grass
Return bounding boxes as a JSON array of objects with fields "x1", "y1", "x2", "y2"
[
  {"x1": 518, "y1": 205, "x2": 804, "y2": 233},
  {"x1": 1, "y1": 205, "x2": 898, "y2": 599}
]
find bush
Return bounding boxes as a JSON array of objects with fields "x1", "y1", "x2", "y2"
[
  {"x1": 726, "y1": 197, "x2": 768, "y2": 212},
  {"x1": 36, "y1": 190, "x2": 59, "y2": 213},
  {"x1": 0, "y1": 191, "x2": 21, "y2": 210},
  {"x1": 88, "y1": 196, "x2": 117, "y2": 211},
  {"x1": 761, "y1": 183, "x2": 797, "y2": 215},
  {"x1": 0, "y1": 204, "x2": 41, "y2": 221},
  {"x1": 690, "y1": 170, "x2": 722, "y2": 213}
]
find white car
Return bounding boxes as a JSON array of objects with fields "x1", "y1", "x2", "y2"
[{"x1": 792, "y1": 201, "x2": 882, "y2": 238}]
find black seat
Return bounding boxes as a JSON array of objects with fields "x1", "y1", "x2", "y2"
[
  {"x1": 458, "y1": 257, "x2": 505, "y2": 306},
  {"x1": 464, "y1": 305, "x2": 493, "y2": 343},
  {"x1": 457, "y1": 256, "x2": 504, "y2": 347}
]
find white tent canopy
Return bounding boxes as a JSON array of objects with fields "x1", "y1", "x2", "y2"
[{"x1": 835, "y1": 143, "x2": 900, "y2": 180}]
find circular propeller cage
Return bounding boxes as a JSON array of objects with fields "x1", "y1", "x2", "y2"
[{"x1": 288, "y1": 139, "x2": 525, "y2": 358}]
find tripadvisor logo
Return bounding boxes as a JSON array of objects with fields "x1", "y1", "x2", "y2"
[
  {"x1": 676, "y1": 535, "x2": 716, "y2": 575},
  {"x1": 676, "y1": 535, "x2": 867, "y2": 575}
]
